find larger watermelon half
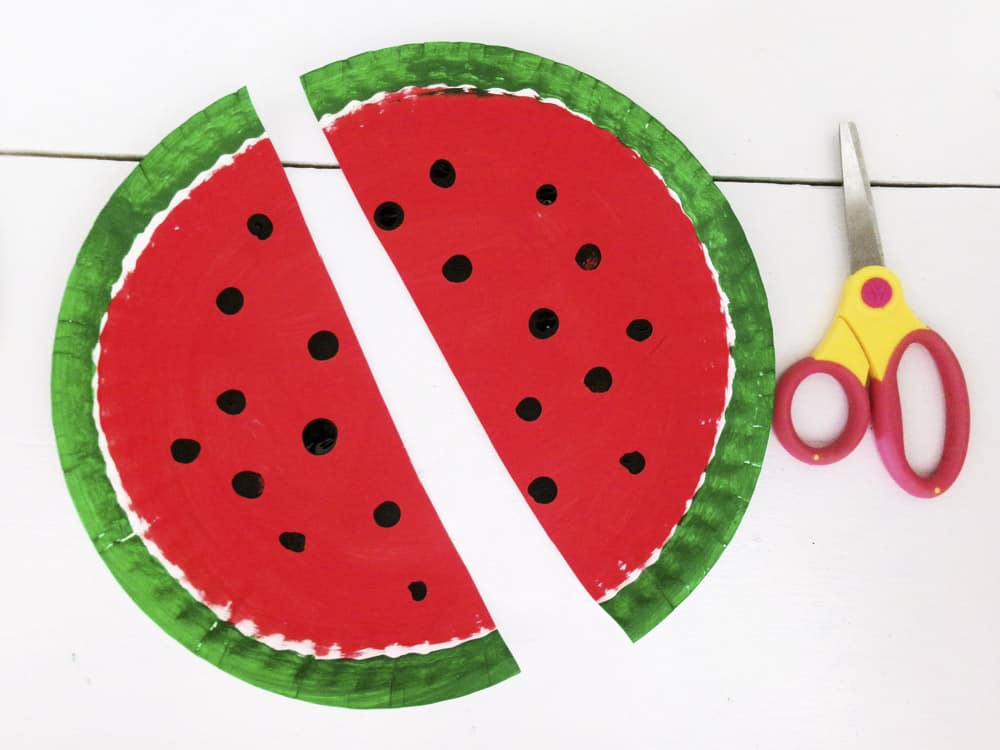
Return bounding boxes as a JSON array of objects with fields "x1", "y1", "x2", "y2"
[
  {"x1": 52, "y1": 88, "x2": 517, "y2": 708},
  {"x1": 301, "y1": 43, "x2": 774, "y2": 640}
]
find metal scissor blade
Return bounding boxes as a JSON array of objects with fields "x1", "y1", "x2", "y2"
[{"x1": 840, "y1": 122, "x2": 885, "y2": 272}]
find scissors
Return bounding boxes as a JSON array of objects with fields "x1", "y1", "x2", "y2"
[{"x1": 773, "y1": 123, "x2": 970, "y2": 498}]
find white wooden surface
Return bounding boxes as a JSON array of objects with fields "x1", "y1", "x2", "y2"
[
  {"x1": 3, "y1": 0, "x2": 999, "y2": 183},
  {"x1": 2, "y1": 2, "x2": 999, "y2": 747}
]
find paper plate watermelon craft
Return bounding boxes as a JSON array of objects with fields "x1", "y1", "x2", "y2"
[{"x1": 52, "y1": 43, "x2": 774, "y2": 708}]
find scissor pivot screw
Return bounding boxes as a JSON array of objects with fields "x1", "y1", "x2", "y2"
[{"x1": 861, "y1": 277, "x2": 892, "y2": 308}]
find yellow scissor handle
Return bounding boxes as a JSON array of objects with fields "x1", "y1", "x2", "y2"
[{"x1": 812, "y1": 265, "x2": 927, "y2": 382}]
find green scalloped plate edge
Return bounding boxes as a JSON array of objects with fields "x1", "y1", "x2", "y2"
[
  {"x1": 50, "y1": 86, "x2": 518, "y2": 708},
  {"x1": 302, "y1": 42, "x2": 775, "y2": 642}
]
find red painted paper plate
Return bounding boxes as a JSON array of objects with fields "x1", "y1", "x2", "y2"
[{"x1": 52, "y1": 42, "x2": 774, "y2": 708}]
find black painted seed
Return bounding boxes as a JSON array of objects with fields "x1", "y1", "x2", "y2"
[
  {"x1": 374, "y1": 201, "x2": 404, "y2": 230},
  {"x1": 620, "y1": 451, "x2": 646, "y2": 475},
  {"x1": 528, "y1": 308, "x2": 559, "y2": 339},
  {"x1": 246, "y1": 213, "x2": 273, "y2": 240},
  {"x1": 302, "y1": 418, "x2": 337, "y2": 455},
  {"x1": 515, "y1": 397, "x2": 542, "y2": 422},
  {"x1": 527, "y1": 476, "x2": 558, "y2": 504},
  {"x1": 536, "y1": 184, "x2": 558, "y2": 205},
  {"x1": 626, "y1": 319, "x2": 654, "y2": 341},
  {"x1": 373, "y1": 501, "x2": 401, "y2": 528},
  {"x1": 575, "y1": 243, "x2": 602, "y2": 270},
  {"x1": 442, "y1": 254, "x2": 472, "y2": 282},
  {"x1": 232, "y1": 471, "x2": 264, "y2": 499},
  {"x1": 279, "y1": 532, "x2": 306, "y2": 553},
  {"x1": 408, "y1": 581, "x2": 428, "y2": 601},
  {"x1": 429, "y1": 159, "x2": 456, "y2": 188},
  {"x1": 216, "y1": 287, "x2": 243, "y2": 315},
  {"x1": 584, "y1": 367, "x2": 613, "y2": 393},
  {"x1": 308, "y1": 330, "x2": 339, "y2": 360},
  {"x1": 170, "y1": 439, "x2": 200, "y2": 464},
  {"x1": 216, "y1": 389, "x2": 246, "y2": 415}
]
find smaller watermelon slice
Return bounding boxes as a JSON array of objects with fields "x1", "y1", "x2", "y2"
[
  {"x1": 52, "y1": 88, "x2": 517, "y2": 708},
  {"x1": 302, "y1": 43, "x2": 774, "y2": 641}
]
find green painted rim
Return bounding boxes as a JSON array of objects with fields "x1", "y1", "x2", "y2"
[
  {"x1": 51, "y1": 86, "x2": 518, "y2": 708},
  {"x1": 302, "y1": 42, "x2": 775, "y2": 641}
]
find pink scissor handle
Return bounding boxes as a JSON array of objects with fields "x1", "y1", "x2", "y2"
[
  {"x1": 773, "y1": 358, "x2": 871, "y2": 465},
  {"x1": 869, "y1": 329, "x2": 970, "y2": 498}
]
